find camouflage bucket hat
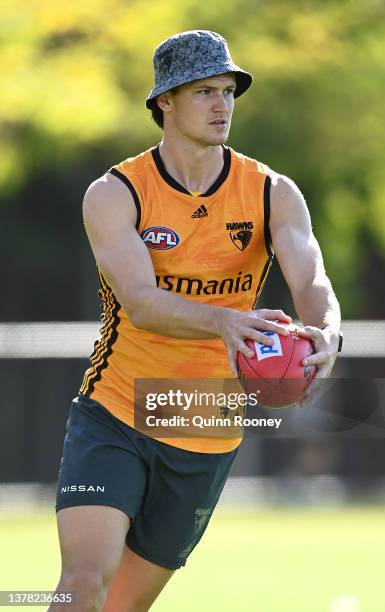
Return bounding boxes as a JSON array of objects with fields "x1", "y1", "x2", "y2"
[{"x1": 146, "y1": 30, "x2": 253, "y2": 109}]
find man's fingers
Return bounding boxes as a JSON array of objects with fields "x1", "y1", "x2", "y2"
[
  {"x1": 301, "y1": 376, "x2": 325, "y2": 405},
  {"x1": 314, "y1": 364, "x2": 332, "y2": 380},
  {"x1": 244, "y1": 329, "x2": 275, "y2": 345},
  {"x1": 301, "y1": 364, "x2": 332, "y2": 405},
  {"x1": 223, "y1": 309, "x2": 295, "y2": 375},
  {"x1": 226, "y1": 344, "x2": 239, "y2": 377},
  {"x1": 300, "y1": 377, "x2": 320, "y2": 404},
  {"x1": 250, "y1": 319, "x2": 290, "y2": 336},
  {"x1": 258, "y1": 309, "x2": 292, "y2": 322},
  {"x1": 302, "y1": 350, "x2": 331, "y2": 367},
  {"x1": 297, "y1": 326, "x2": 322, "y2": 340},
  {"x1": 237, "y1": 338, "x2": 255, "y2": 358},
  {"x1": 230, "y1": 357, "x2": 239, "y2": 378}
]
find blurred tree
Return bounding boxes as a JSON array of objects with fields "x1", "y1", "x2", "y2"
[{"x1": 1, "y1": 0, "x2": 384, "y2": 319}]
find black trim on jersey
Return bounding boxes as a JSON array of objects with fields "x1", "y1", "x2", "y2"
[
  {"x1": 251, "y1": 173, "x2": 275, "y2": 309},
  {"x1": 108, "y1": 167, "x2": 141, "y2": 230},
  {"x1": 151, "y1": 145, "x2": 231, "y2": 197},
  {"x1": 80, "y1": 270, "x2": 121, "y2": 396},
  {"x1": 263, "y1": 174, "x2": 273, "y2": 257},
  {"x1": 252, "y1": 257, "x2": 273, "y2": 310},
  {"x1": 204, "y1": 147, "x2": 231, "y2": 196},
  {"x1": 84, "y1": 297, "x2": 120, "y2": 395}
]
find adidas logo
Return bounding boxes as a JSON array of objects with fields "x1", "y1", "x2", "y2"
[{"x1": 191, "y1": 204, "x2": 208, "y2": 218}]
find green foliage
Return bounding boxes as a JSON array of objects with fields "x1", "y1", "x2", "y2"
[{"x1": 1, "y1": 0, "x2": 384, "y2": 316}]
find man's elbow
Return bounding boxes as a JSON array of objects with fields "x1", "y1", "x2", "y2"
[
  {"x1": 129, "y1": 307, "x2": 149, "y2": 331},
  {"x1": 123, "y1": 287, "x2": 157, "y2": 332},
  {"x1": 292, "y1": 273, "x2": 334, "y2": 302}
]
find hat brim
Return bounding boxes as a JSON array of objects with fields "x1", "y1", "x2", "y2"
[{"x1": 145, "y1": 65, "x2": 252, "y2": 109}]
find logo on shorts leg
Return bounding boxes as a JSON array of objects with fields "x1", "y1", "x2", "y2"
[
  {"x1": 60, "y1": 484, "x2": 105, "y2": 493},
  {"x1": 194, "y1": 507, "x2": 212, "y2": 534},
  {"x1": 179, "y1": 542, "x2": 194, "y2": 559},
  {"x1": 178, "y1": 507, "x2": 213, "y2": 558}
]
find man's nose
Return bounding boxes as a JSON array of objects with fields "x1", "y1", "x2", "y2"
[{"x1": 212, "y1": 93, "x2": 228, "y2": 111}]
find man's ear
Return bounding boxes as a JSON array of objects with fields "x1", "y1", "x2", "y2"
[{"x1": 156, "y1": 91, "x2": 173, "y2": 114}]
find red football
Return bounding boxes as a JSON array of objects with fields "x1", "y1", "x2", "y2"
[{"x1": 237, "y1": 324, "x2": 316, "y2": 407}]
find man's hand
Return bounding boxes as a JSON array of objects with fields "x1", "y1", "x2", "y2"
[
  {"x1": 216, "y1": 308, "x2": 292, "y2": 376},
  {"x1": 297, "y1": 325, "x2": 340, "y2": 402}
]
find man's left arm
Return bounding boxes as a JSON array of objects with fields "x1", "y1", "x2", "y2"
[{"x1": 269, "y1": 172, "x2": 341, "y2": 380}]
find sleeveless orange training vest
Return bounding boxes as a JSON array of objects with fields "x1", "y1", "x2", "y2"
[{"x1": 80, "y1": 145, "x2": 274, "y2": 453}]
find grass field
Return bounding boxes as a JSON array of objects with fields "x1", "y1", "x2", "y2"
[{"x1": 0, "y1": 507, "x2": 384, "y2": 611}]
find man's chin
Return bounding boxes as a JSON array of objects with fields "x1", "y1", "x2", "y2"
[
  {"x1": 201, "y1": 133, "x2": 229, "y2": 146},
  {"x1": 213, "y1": 135, "x2": 229, "y2": 145},
  {"x1": 186, "y1": 128, "x2": 230, "y2": 148}
]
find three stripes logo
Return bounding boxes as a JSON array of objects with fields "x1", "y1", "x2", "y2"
[{"x1": 191, "y1": 204, "x2": 208, "y2": 218}]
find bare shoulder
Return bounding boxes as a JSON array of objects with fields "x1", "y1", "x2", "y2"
[
  {"x1": 83, "y1": 172, "x2": 137, "y2": 229},
  {"x1": 270, "y1": 170, "x2": 305, "y2": 206},
  {"x1": 269, "y1": 170, "x2": 310, "y2": 226}
]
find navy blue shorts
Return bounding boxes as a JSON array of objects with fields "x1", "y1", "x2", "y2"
[{"x1": 56, "y1": 395, "x2": 238, "y2": 570}]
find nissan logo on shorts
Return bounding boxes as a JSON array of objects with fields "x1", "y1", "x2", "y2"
[{"x1": 141, "y1": 226, "x2": 180, "y2": 250}]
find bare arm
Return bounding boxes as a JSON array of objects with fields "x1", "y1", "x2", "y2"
[
  {"x1": 82, "y1": 173, "x2": 292, "y2": 374},
  {"x1": 270, "y1": 173, "x2": 341, "y2": 377},
  {"x1": 83, "y1": 173, "x2": 224, "y2": 340}
]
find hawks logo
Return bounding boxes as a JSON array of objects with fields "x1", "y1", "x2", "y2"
[
  {"x1": 141, "y1": 226, "x2": 180, "y2": 250},
  {"x1": 194, "y1": 507, "x2": 212, "y2": 534},
  {"x1": 178, "y1": 507, "x2": 213, "y2": 559},
  {"x1": 226, "y1": 221, "x2": 253, "y2": 251}
]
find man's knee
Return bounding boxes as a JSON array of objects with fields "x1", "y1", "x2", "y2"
[{"x1": 60, "y1": 566, "x2": 111, "y2": 610}]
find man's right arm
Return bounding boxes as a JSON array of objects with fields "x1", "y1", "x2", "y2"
[{"x1": 82, "y1": 173, "x2": 291, "y2": 374}]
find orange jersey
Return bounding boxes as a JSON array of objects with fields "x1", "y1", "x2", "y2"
[{"x1": 80, "y1": 146, "x2": 273, "y2": 452}]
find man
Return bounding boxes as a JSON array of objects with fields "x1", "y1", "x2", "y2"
[{"x1": 51, "y1": 31, "x2": 341, "y2": 611}]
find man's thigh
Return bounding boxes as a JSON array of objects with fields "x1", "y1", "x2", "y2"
[{"x1": 57, "y1": 505, "x2": 130, "y2": 579}]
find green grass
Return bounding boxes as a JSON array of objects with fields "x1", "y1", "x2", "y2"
[{"x1": 0, "y1": 507, "x2": 384, "y2": 611}]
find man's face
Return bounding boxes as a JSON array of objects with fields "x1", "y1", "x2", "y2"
[{"x1": 162, "y1": 74, "x2": 236, "y2": 146}]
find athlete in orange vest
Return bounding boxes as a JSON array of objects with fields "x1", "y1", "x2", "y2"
[{"x1": 51, "y1": 31, "x2": 341, "y2": 611}]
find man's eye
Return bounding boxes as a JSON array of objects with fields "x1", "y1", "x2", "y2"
[{"x1": 198, "y1": 89, "x2": 210, "y2": 94}]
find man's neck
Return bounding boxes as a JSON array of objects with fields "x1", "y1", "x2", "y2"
[{"x1": 158, "y1": 136, "x2": 224, "y2": 194}]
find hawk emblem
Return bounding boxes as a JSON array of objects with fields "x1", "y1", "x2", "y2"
[
  {"x1": 230, "y1": 229, "x2": 253, "y2": 251},
  {"x1": 194, "y1": 508, "x2": 212, "y2": 534}
]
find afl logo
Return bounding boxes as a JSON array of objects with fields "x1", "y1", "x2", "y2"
[{"x1": 141, "y1": 226, "x2": 180, "y2": 250}]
